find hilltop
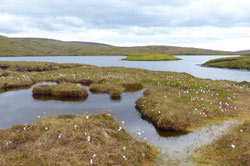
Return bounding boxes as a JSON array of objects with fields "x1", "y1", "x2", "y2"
[{"x1": 0, "y1": 35, "x2": 235, "y2": 57}]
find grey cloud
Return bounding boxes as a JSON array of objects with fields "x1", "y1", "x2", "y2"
[{"x1": 1, "y1": 0, "x2": 250, "y2": 31}]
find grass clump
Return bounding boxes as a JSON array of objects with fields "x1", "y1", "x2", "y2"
[
  {"x1": 89, "y1": 83, "x2": 110, "y2": 93},
  {"x1": 203, "y1": 56, "x2": 250, "y2": 70},
  {"x1": 122, "y1": 54, "x2": 181, "y2": 61},
  {"x1": 122, "y1": 82, "x2": 144, "y2": 91},
  {"x1": 191, "y1": 119, "x2": 250, "y2": 166},
  {"x1": 0, "y1": 114, "x2": 158, "y2": 166},
  {"x1": 32, "y1": 83, "x2": 88, "y2": 99},
  {"x1": 90, "y1": 83, "x2": 125, "y2": 98}
]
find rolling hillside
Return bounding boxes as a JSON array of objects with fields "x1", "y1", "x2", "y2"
[{"x1": 0, "y1": 35, "x2": 235, "y2": 56}]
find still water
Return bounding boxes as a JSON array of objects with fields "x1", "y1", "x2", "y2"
[
  {"x1": 0, "y1": 82, "x2": 237, "y2": 161},
  {"x1": 0, "y1": 55, "x2": 249, "y2": 82}
]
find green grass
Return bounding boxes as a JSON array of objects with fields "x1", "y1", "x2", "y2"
[
  {"x1": 122, "y1": 54, "x2": 181, "y2": 61},
  {"x1": 191, "y1": 119, "x2": 250, "y2": 166},
  {"x1": 203, "y1": 56, "x2": 250, "y2": 70},
  {"x1": 0, "y1": 61, "x2": 249, "y2": 132},
  {"x1": 0, "y1": 35, "x2": 236, "y2": 56},
  {"x1": 0, "y1": 114, "x2": 158, "y2": 166}
]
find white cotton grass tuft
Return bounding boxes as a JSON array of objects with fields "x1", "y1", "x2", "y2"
[
  {"x1": 5, "y1": 141, "x2": 12, "y2": 146},
  {"x1": 45, "y1": 127, "x2": 48, "y2": 130},
  {"x1": 231, "y1": 144, "x2": 235, "y2": 149},
  {"x1": 122, "y1": 155, "x2": 126, "y2": 160},
  {"x1": 86, "y1": 115, "x2": 89, "y2": 120},
  {"x1": 74, "y1": 124, "x2": 78, "y2": 130},
  {"x1": 118, "y1": 126, "x2": 122, "y2": 131},
  {"x1": 87, "y1": 136, "x2": 91, "y2": 142},
  {"x1": 58, "y1": 133, "x2": 62, "y2": 139},
  {"x1": 240, "y1": 129, "x2": 243, "y2": 133},
  {"x1": 90, "y1": 159, "x2": 93, "y2": 164}
]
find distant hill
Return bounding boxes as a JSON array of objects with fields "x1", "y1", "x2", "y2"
[
  {"x1": 235, "y1": 50, "x2": 250, "y2": 55},
  {"x1": 70, "y1": 41, "x2": 113, "y2": 46},
  {"x1": 0, "y1": 35, "x2": 236, "y2": 57},
  {"x1": 239, "y1": 50, "x2": 250, "y2": 53}
]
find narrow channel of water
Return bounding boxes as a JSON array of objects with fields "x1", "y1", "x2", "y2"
[
  {"x1": 0, "y1": 55, "x2": 249, "y2": 82},
  {"x1": 0, "y1": 82, "x2": 237, "y2": 163}
]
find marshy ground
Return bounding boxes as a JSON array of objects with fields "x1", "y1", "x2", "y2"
[{"x1": 0, "y1": 60, "x2": 249, "y2": 165}]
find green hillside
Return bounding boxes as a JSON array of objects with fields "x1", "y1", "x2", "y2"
[{"x1": 0, "y1": 35, "x2": 235, "y2": 56}]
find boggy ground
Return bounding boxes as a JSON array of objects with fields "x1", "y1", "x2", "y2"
[
  {"x1": 0, "y1": 114, "x2": 158, "y2": 166},
  {"x1": 0, "y1": 61, "x2": 249, "y2": 132},
  {"x1": 191, "y1": 119, "x2": 250, "y2": 166}
]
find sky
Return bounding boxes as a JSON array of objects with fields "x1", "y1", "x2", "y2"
[{"x1": 0, "y1": 0, "x2": 250, "y2": 51}]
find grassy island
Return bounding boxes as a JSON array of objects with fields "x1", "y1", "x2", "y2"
[
  {"x1": 203, "y1": 56, "x2": 250, "y2": 70},
  {"x1": 32, "y1": 83, "x2": 89, "y2": 99},
  {"x1": 122, "y1": 54, "x2": 181, "y2": 61},
  {"x1": 192, "y1": 119, "x2": 250, "y2": 166},
  {"x1": 0, "y1": 114, "x2": 158, "y2": 165}
]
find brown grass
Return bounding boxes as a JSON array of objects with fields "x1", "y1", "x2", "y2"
[
  {"x1": 32, "y1": 83, "x2": 89, "y2": 99},
  {"x1": 0, "y1": 114, "x2": 158, "y2": 166}
]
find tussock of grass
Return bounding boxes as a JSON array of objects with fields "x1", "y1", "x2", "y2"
[
  {"x1": 32, "y1": 83, "x2": 88, "y2": 99},
  {"x1": 89, "y1": 83, "x2": 125, "y2": 98},
  {"x1": 122, "y1": 54, "x2": 181, "y2": 61},
  {"x1": 203, "y1": 56, "x2": 250, "y2": 70},
  {"x1": 122, "y1": 82, "x2": 144, "y2": 91},
  {"x1": 191, "y1": 119, "x2": 250, "y2": 166},
  {"x1": 89, "y1": 83, "x2": 111, "y2": 93},
  {"x1": 0, "y1": 114, "x2": 158, "y2": 166}
]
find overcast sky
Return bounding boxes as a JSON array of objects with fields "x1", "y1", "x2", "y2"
[{"x1": 0, "y1": 0, "x2": 250, "y2": 51}]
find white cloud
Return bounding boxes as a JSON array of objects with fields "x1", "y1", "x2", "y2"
[{"x1": 0, "y1": 0, "x2": 250, "y2": 51}]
